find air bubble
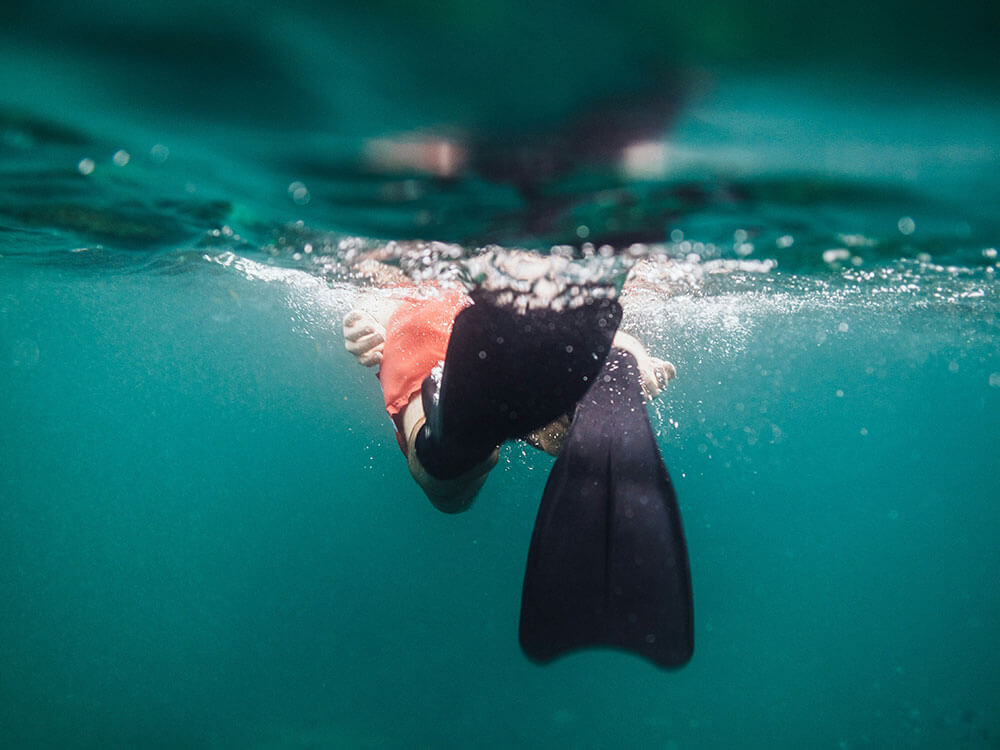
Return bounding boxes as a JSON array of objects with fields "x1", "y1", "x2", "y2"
[
  {"x1": 288, "y1": 181, "x2": 311, "y2": 205},
  {"x1": 150, "y1": 143, "x2": 169, "y2": 163}
]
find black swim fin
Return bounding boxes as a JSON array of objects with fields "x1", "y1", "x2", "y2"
[
  {"x1": 415, "y1": 285, "x2": 622, "y2": 480},
  {"x1": 519, "y1": 348, "x2": 694, "y2": 668}
]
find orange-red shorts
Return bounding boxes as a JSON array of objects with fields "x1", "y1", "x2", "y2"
[{"x1": 377, "y1": 288, "x2": 471, "y2": 451}]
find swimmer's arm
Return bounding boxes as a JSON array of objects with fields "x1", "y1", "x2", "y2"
[
  {"x1": 343, "y1": 260, "x2": 416, "y2": 368},
  {"x1": 343, "y1": 258, "x2": 418, "y2": 367},
  {"x1": 343, "y1": 309, "x2": 386, "y2": 367}
]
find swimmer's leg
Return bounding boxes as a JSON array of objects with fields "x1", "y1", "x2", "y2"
[
  {"x1": 414, "y1": 285, "x2": 621, "y2": 481},
  {"x1": 519, "y1": 348, "x2": 694, "y2": 668},
  {"x1": 405, "y1": 413, "x2": 499, "y2": 514}
]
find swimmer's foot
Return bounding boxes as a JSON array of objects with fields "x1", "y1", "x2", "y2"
[
  {"x1": 519, "y1": 347, "x2": 694, "y2": 669},
  {"x1": 415, "y1": 285, "x2": 621, "y2": 480}
]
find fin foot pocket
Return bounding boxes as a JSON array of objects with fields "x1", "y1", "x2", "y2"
[{"x1": 416, "y1": 285, "x2": 622, "y2": 480}]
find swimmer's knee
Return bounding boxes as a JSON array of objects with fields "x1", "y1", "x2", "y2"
[{"x1": 406, "y1": 418, "x2": 498, "y2": 513}]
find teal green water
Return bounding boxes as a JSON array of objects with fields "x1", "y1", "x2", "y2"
[{"x1": 3, "y1": 4, "x2": 1000, "y2": 748}]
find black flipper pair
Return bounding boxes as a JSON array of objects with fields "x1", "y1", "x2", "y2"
[{"x1": 415, "y1": 287, "x2": 693, "y2": 668}]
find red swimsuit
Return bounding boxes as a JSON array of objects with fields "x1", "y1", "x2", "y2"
[{"x1": 377, "y1": 288, "x2": 471, "y2": 451}]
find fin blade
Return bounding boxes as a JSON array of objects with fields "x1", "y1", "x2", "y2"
[{"x1": 519, "y1": 349, "x2": 694, "y2": 668}]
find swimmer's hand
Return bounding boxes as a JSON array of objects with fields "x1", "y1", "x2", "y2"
[
  {"x1": 343, "y1": 309, "x2": 386, "y2": 367},
  {"x1": 612, "y1": 331, "x2": 676, "y2": 401}
]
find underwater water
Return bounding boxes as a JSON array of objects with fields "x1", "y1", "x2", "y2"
[{"x1": 3, "y1": 5, "x2": 1000, "y2": 749}]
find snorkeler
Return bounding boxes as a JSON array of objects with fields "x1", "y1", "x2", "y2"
[{"x1": 342, "y1": 252, "x2": 694, "y2": 668}]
